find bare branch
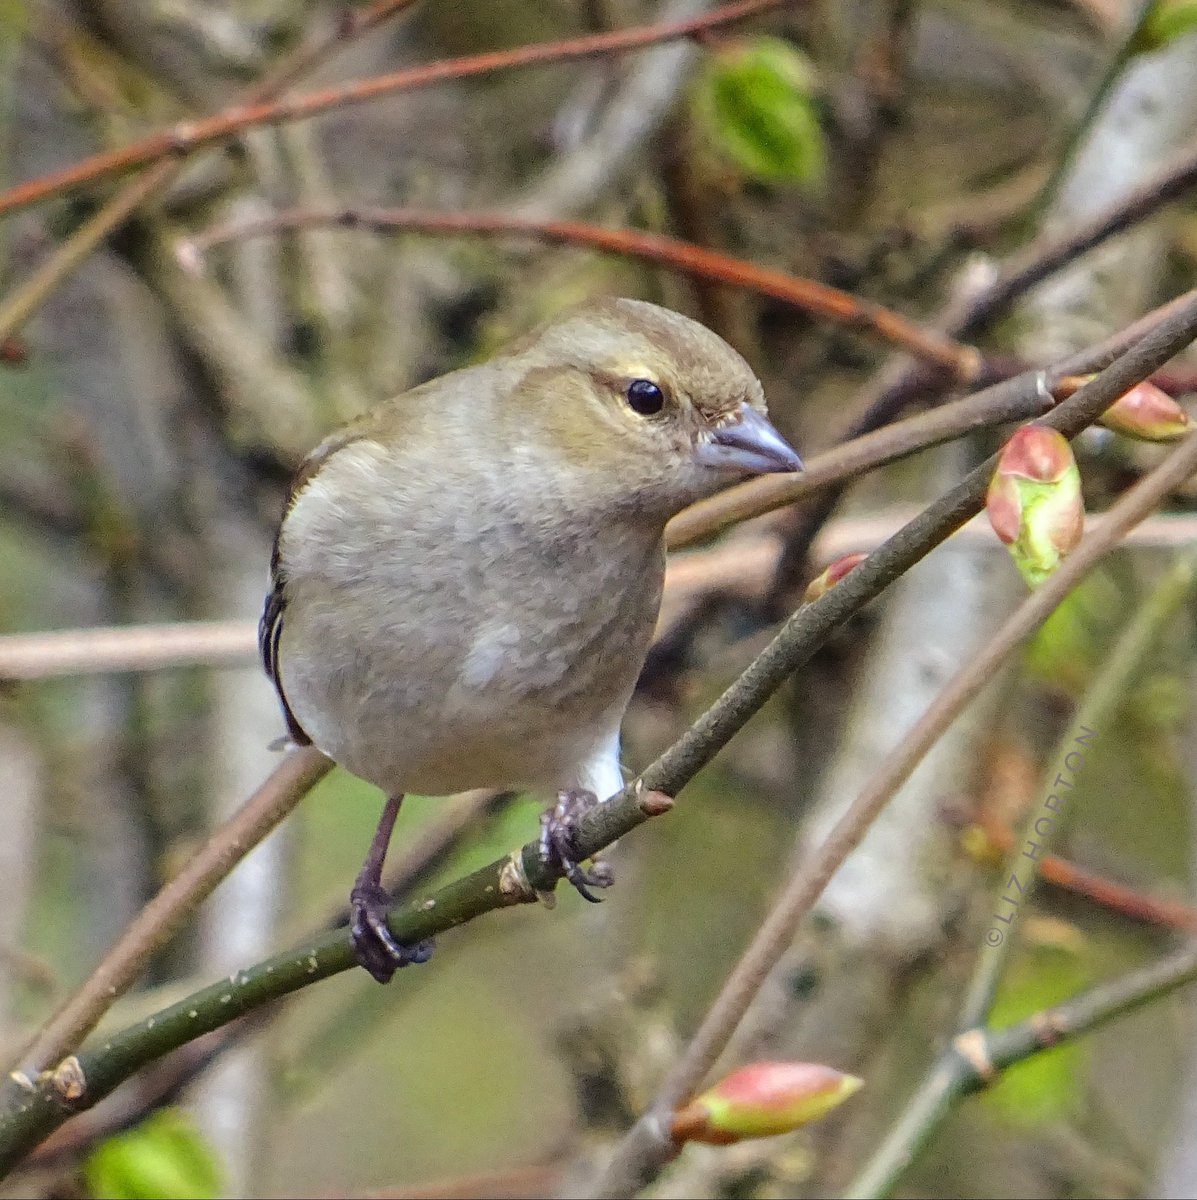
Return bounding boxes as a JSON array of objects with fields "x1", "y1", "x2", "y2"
[
  {"x1": 0, "y1": 288, "x2": 1193, "y2": 1178},
  {"x1": 0, "y1": 0, "x2": 796, "y2": 219}
]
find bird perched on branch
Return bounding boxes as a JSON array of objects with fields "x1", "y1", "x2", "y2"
[{"x1": 261, "y1": 297, "x2": 802, "y2": 981}]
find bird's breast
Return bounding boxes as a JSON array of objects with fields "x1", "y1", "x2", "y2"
[{"x1": 277, "y1": 450, "x2": 664, "y2": 795}]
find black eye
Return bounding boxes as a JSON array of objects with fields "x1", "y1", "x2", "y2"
[{"x1": 626, "y1": 378, "x2": 665, "y2": 415}]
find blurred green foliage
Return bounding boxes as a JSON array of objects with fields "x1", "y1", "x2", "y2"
[
  {"x1": 83, "y1": 1109, "x2": 222, "y2": 1200},
  {"x1": 984, "y1": 926, "x2": 1092, "y2": 1127},
  {"x1": 1023, "y1": 573, "x2": 1122, "y2": 696},
  {"x1": 692, "y1": 36, "x2": 826, "y2": 187},
  {"x1": 1138, "y1": 0, "x2": 1197, "y2": 52}
]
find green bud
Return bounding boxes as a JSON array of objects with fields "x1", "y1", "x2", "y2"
[
  {"x1": 671, "y1": 1062, "x2": 863, "y2": 1145},
  {"x1": 987, "y1": 425, "x2": 1084, "y2": 588}
]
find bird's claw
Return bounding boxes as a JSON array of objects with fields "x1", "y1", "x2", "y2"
[
  {"x1": 349, "y1": 880, "x2": 434, "y2": 983},
  {"x1": 538, "y1": 788, "x2": 614, "y2": 903}
]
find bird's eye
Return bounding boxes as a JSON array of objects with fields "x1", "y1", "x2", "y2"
[{"x1": 626, "y1": 379, "x2": 665, "y2": 415}]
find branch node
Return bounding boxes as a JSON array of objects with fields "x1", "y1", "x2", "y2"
[
  {"x1": 1031, "y1": 1010, "x2": 1065, "y2": 1048},
  {"x1": 644, "y1": 1107, "x2": 675, "y2": 1152},
  {"x1": 166, "y1": 124, "x2": 197, "y2": 156},
  {"x1": 638, "y1": 789, "x2": 675, "y2": 817},
  {"x1": 175, "y1": 240, "x2": 202, "y2": 275},
  {"x1": 1036, "y1": 370, "x2": 1053, "y2": 407},
  {"x1": 499, "y1": 850, "x2": 540, "y2": 905},
  {"x1": 951, "y1": 1029, "x2": 994, "y2": 1081},
  {"x1": 958, "y1": 345, "x2": 987, "y2": 384},
  {"x1": 49, "y1": 1057, "x2": 86, "y2": 1107}
]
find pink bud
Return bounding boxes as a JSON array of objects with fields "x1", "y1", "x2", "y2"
[
  {"x1": 671, "y1": 1062, "x2": 863, "y2": 1145},
  {"x1": 986, "y1": 425, "x2": 1084, "y2": 588},
  {"x1": 994, "y1": 424, "x2": 1075, "y2": 482},
  {"x1": 805, "y1": 553, "x2": 867, "y2": 603},
  {"x1": 1099, "y1": 381, "x2": 1191, "y2": 442}
]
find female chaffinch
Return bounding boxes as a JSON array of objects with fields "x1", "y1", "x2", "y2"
[{"x1": 262, "y1": 297, "x2": 801, "y2": 981}]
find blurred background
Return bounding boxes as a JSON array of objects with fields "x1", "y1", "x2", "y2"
[{"x1": 2, "y1": 1, "x2": 1197, "y2": 1196}]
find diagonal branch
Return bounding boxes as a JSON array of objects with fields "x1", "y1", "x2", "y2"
[
  {"x1": 957, "y1": 549, "x2": 1197, "y2": 1032},
  {"x1": 0, "y1": 287, "x2": 1193, "y2": 1181},
  {"x1": 1, "y1": 747, "x2": 331, "y2": 1108},
  {"x1": 764, "y1": 131, "x2": 1197, "y2": 599},
  {"x1": 585, "y1": 303, "x2": 1197, "y2": 1197},
  {"x1": 188, "y1": 209, "x2": 1197, "y2": 544},
  {"x1": 846, "y1": 940, "x2": 1197, "y2": 1198}
]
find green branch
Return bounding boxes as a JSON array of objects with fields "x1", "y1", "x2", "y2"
[
  {"x1": 2, "y1": 290, "x2": 1196, "y2": 1177},
  {"x1": 846, "y1": 941, "x2": 1197, "y2": 1198}
]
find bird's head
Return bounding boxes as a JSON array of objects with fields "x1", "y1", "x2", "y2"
[{"x1": 497, "y1": 297, "x2": 802, "y2": 517}]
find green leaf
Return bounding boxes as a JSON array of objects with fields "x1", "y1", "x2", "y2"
[
  {"x1": 84, "y1": 1109, "x2": 223, "y2": 1200},
  {"x1": 1138, "y1": 1, "x2": 1197, "y2": 51},
  {"x1": 694, "y1": 36, "x2": 826, "y2": 187},
  {"x1": 983, "y1": 926, "x2": 1091, "y2": 1127}
]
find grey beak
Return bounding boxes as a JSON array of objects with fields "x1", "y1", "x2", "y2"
[{"x1": 695, "y1": 404, "x2": 804, "y2": 475}]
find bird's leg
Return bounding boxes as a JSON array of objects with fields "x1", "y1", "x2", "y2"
[
  {"x1": 350, "y1": 794, "x2": 434, "y2": 983},
  {"x1": 538, "y1": 789, "x2": 615, "y2": 903}
]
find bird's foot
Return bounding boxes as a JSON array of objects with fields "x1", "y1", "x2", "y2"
[
  {"x1": 538, "y1": 788, "x2": 615, "y2": 903},
  {"x1": 349, "y1": 880, "x2": 434, "y2": 984}
]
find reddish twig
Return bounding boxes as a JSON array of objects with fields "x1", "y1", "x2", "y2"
[
  {"x1": 764, "y1": 132, "x2": 1197, "y2": 600},
  {"x1": 670, "y1": 288, "x2": 1197, "y2": 546},
  {"x1": 0, "y1": 0, "x2": 425, "y2": 344},
  {"x1": 186, "y1": 206, "x2": 983, "y2": 378},
  {"x1": 974, "y1": 817, "x2": 1197, "y2": 935},
  {"x1": 0, "y1": 0, "x2": 794, "y2": 220}
]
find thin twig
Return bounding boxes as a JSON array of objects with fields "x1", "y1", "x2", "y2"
[
  {"x1": 185, "y1": 207, "x2": 981, "y2": 378},
  {"x1": 0, "y1": 168, "x2": 171, "y2": 342},
  {"x1": 242, "y1": 0, "x2": 425, "y2": 105},
  {"x1": 973, "y1": 816, "x2": 1197, "y2": 935},
  {"x1": 585, "y1": 303, "x2": 1197, "y2": 1199},
  {"x1": 1, "y1": 747, "x2": 331, "y2": 1103},
  {"x1": 1, "y1": 287, "x2": 1193, "y2": 1180},
  {"x1": 765, "y1": 131, "x2": 1197, "y2": 597},
  {"x1": 0, "y1": 621, "x2": 256, "y2": 680},
  {"x1": 1022, "y1": 0, "x2": 1159, "y2": 228},
  {"x1": 0, "y1": 0, "x2": 795, "y2": 220},
  {"x1": 845, "y1": 941, "x2": 1197, "y2": 1197},
  {"x1": 16, "y1": 787, "x2": 512, "y2": 1175},
  {"x1": 0, "y1": 379, "x2": 1071, "y2": 682},
  {"x1": 0, "y1": 0, "x2": 425, "y2": 345},
  {"x1": 671, "y1": 287, "x2": 1197, "y2": 547},
  {"x1": 957, "y1": 549, "x2": 1197, "y2": 1030},
  {"x1": 844, "y1": 554, "x2": 1197, "y2": 1197},
  {"x1": 9, "y1": 510, "x2": 1197, "y2": 680},
  {"x1": 978, "y1": 132, "x2": 1197, "y2": 328},
  {"x1": 509, "y1": 0, "x2": 715, "y2": 220}
]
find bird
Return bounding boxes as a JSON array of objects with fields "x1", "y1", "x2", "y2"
[{"x1": 261, "y1": 296, "x2": 802, "y2": 982}]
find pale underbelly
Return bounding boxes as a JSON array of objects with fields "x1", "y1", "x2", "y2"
[
  {"x1": 315, "y1": 690, "x2": 616, "y2": 796},
  {"x1": 275, "y1": 513, "x2": 663, "y2": 799},
  {"x1": 280, "y1": 609, "x2": 639, "y2": 798}
]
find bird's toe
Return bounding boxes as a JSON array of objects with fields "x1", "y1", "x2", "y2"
[
  {"x1": 538, "y1": 788, "x2": 615, "y2": 902},
  {"x1": 350, "y1": 881, "x2": 434, "y2": 983}
]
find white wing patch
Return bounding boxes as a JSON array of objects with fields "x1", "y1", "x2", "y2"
[{"x1": 459, "y1": 621, "x2": 523, "y2": 689}]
